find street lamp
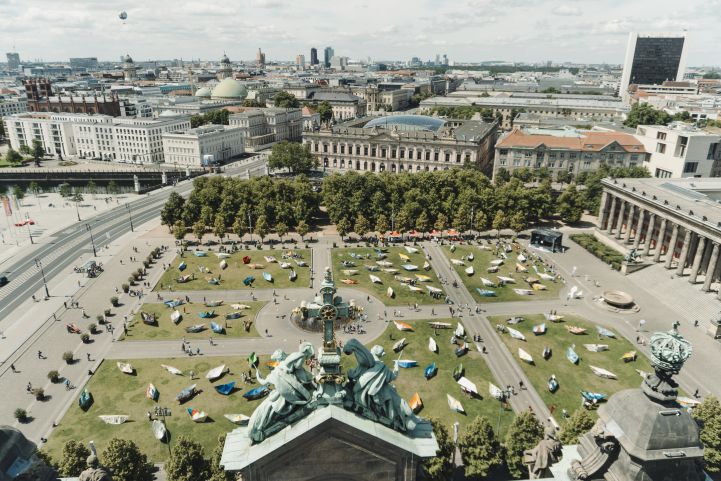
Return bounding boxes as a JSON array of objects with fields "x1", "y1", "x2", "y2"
[
  {"x1": 86, "y1": 223, "x2": 97, "y2": 257},
  {"x1": 125, "y1": 204, "x2": 134, "y2": 232},
  {"x1": 74, "y1": 199, "x2": 81, "y2": 222},
  {"x1": 35, "y1": 258, "x2": 50, "y2": 298}
]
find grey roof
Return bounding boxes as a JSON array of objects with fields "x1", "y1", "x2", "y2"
[
  {"x1": 220, "y1": 405, "x2": 438, "y2": 471},
  {"x1": 311, "y1": 91, "x2": 362, "y2": 103},
  {"x1": 364, "y1": 115, "x2": 446, "y2": 132}
]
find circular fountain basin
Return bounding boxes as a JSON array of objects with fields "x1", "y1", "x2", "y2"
[{"x1": 602, "y1": 290, "x2": 635, "y2": 309}]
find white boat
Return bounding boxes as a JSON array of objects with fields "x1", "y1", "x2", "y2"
[
  {"x1": 465, "y1": 266, "x2": 474, "y2": 276},
  {"x1": 589, "y1": 365, "x2": 617, "y2": 379},
  {"x1": 219, "y1": 260, "x2": 228, "y2": 270},
  {"x1": 392, "y1": 338, "x2": 407, "y2": 352},
  {"x1": 447, "y1": 393, "x2": 465, "y2": 413},
  {"x1": 342, "y1": 269, "x2": 359, "y2": 276},
  {"x1": 457, "y1": 376, "x2": 478, "y2": 395},
  {"x1": 98, "y1": 415, "x2": 129, "y2": 425},
  {"x1": 513, "y1": 288, "x2": 534, "y2": 296},
  {"x1": 428, "y1": 321, "x2": 452, "y2": 329},
  {"x1": 206, "y1": 364, "x2": 227, "y2": 380},
  {"x1": 382, "y1": 268, "x2": 399, "y2": 274},
  {"x1": 152, "y1": 419, "x2": 167, "y2": 441},
  {"x1": 387, "y1": 287, "x2": 394, "y2": 298},
  {"x1": 467, "y1": 253, "x2": 474, "y2": 261},
  {"x1": 636, "y1": 369, "x2": 650, "y2": 379},
  {"x1": 231, "y1": 304, "x2": 252, "y2": 310},
  {"x1": 544, "y1": 313, "x2": 564, "y2": 322},
  {"x1": 161, "y1": 364, "x2": 183, "y2": 376},
  {"x1": 518, "y1": 347, "x2": 534, "y2": 363},
  {"x1": 497, "y1": 275, "x2": 515, "y2": 284},
  {"x1": 489, "y1": 383, "x2": 505, "y2": 400},
  {"x1": 404, "y1": 246, "x2": 419, "y2": 254},
  {"x1": 677, "y1": 396, "x2": 702, "y2": 409},
  {"x1": 263, "y1": 256, "x2": 277, "y2": 263},
  {"x1": 583, "y1": 344, "x2": 609, "y2": 352},
  {"x1": 481, "y1": 277, "x2": 496, "y2": 287},
  {"x1": 216, "y1": 252, "x2": 231, "y2": 259},
  {"x1": 428, "y1": 337, "x2": 438, "y2": 353},
  {"x1": 279, "y1": 262, "x2": 292, "y2": 269},
  {"x1": 426, "y1": 285, "x2": 442, "y2": 295},
  {"x1": 423, "y1": 261, "x2": 431, "y2": 271},
  {"x1": 369, "y1": 274, "x2": 382, "y2": 284},
  {"x1": 408, "y1": 285, "x2": 423, "y2": 292},
  {"x1": 518, "y1": 253, "x2": 527, "y2": 262},
  {"x1": 507, "y1": 327, "x2": 526, "y2": 341},
  {"x1": 188, "y1": 409, "x2": 208, "y2": 423},
  {"x1": 116, "y1": 362, "x2": 134, "y2": 374},
  {"x1": 490, "y1": 259, "x2": 504, "y2": 266},
  {"x1": 539, "y1": 272, "x2": 556, "y2": 281},
  {"x1": 376, "y1": 260, "x2": 393, "y2": 267},
  {"x1": 171, "y1": 310, "x2": 182, "y2": 324},
  {"x1": 415, "y1": 274, "x2": 432, "y2": 282},
  {"x1": 455, "y1": 323, "x2": 465, "y2": 338},
  {"x1": 451, "y1": 259, "x2": 465, "y2": 266},
  {"x1": 224, "y1": 413, "x2": 251, "y2": 425}
]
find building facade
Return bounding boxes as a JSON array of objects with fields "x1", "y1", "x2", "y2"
[
  {"x1": 634, "y1": 123, "x2": 721, "y2": 178},
  {"x1": 0, "y1": 95, "x2": 28, "y2": 117},
  {"x1": 162, "y1": 124, "x2": 244, "y2": 167},
  {"x1": 69, "y1": 57, "x2": 98, "y2": 70},
  {"x1": 494, "y1": 128, "x2": 649, "y2": 180},
  {"x1": 23, "y1": 78, "x2": 121, "y2": 116},
  {"x1": 3, "y1": 112, "x2": 77, "y2": 159},
  {"x1": 302, "y1": 114, "x2": 498, "y2": 173},
  {"x1": 310, "y1": 47, "x2": 318, "y2": 66},
  {"x1": 228, "y1": 107, "x2": 302, "y2": 151},
  {"x1": 620, "y1": 33, "x2": 688, "y2": 103},
  {"x1": 324, "y1": 47, "x2": 334, "y2": 68},
  {"x1": 295, "y1": 54, "x2": 305, "y2": 69},
  {"x1": 598, "y1": 177, "x2": 721, "y2": 299},
  {"x1": 351, "y1": 86, "x2": 412, "y2": 112},
  {"x1": 309, "y1": 91, "x2": 367, "y2": 120}
]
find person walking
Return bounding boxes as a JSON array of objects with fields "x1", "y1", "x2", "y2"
[
  {"x1": 37, "y1": 350, "x2": 43, "y2": 359},
  {"x1": 10, "y1": 363, "x2": 17, "y2": 373}
]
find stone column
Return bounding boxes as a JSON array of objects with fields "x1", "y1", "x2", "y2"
[
  {"x1": 642, "y1": 213, "x2": 656, "y2": 256},
  {"x1": 664, "y1": 223, "x2": 679, "y2": 269},
  {"x1": 703, "y1": 243, "x2": 720, "y2": 292},
  {"x1": 623, "y1": 204, "x2": 635, "y2": 243},
  {"x1": 598, "y1": 192, "x2": 610, "y2": 230},
  {"x1": 653, "y1": 218, "x2": 668, "y2": 262},
  {"x1": 688, "y1": 237, "x2": 707, "y2": 284},
  {"x1": 675, "y1": 230, "x2": 693, "y2": 276},
  {"x1": 606, "y1": 195, "x2": 617, "y2": 232},
  {"x1": 615, "y1": 201, "x2": 625, "y2": 239},
  {"x1": 633, "y1": 209, "x2": 646, "y2": 249}
]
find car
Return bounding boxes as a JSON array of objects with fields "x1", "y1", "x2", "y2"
[
  {"x1": 0, "y1": 276, "x2": 8, "y2": 287},
  {"x1": 13, "y1": 220, "x2": 35, "y2": 227}
]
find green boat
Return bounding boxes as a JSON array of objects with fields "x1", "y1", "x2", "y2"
[
  {"x1": 248, "y1": 352, "x2": 259, "y2": 368},
  {"x1": 78, "y1": 389, "x2": 93, "y2": 410},
  {"x1": 452, "y1": 364, "x2": 464, "y2": 381}
]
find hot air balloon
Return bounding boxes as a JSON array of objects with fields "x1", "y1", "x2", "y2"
[{"x1": 119, "y1": 11, "x2": 128, "y2": 21}]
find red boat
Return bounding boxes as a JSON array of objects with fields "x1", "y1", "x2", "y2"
[
  {"x1": 66, "y1": 323, "x2": 81, "y2": 334},
  {"x1": 242, "y1": 256, "x2": 251, "y2": 264}
]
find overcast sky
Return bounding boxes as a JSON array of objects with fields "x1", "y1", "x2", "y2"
[{"x1": 2, "y1": 0, "x2": 720, "y2": 66}]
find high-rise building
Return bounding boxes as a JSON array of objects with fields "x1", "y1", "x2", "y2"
[
  {"x1": 256, "y1": 48, "x2": 266, "y2": 69},
  {"x1": 323, "y1": 47, "x2": 334, "y2": 68},
  {"x1": 296, "y1": 54, "x2": 306, "y2": 69},
  {"x1": 310, "y1": 47, "x2": 318, "y2": 66},
  {"x1": 6, "y1": 52, "x2": 20, "y2": 70},
  {"x1": 620, "y1": 32, "x2": 688, "y2": 103}
]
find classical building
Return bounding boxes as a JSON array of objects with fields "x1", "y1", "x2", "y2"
[
  {"x1": 302, "y1": 106, "x2": 320, "y2": 131},
  {"x1": 351, "y1": 86, "x2": 413, "y2": 112},
  {"x1": 122, "y1": 54, "x2": 137, "y2": 81},
  {"x1": 633, "y1": 122, "x2": 721, "y2": 178},
  {"x1": 162, "y1": 124, "x2": 244, "y2": 167},
  {"x1": 211, "y1": 78, "x2": 248, "y2": 100},
  {"x1": 302, "y1": 114, "x2": 498, "y2": 173},
  {"x1": 23, "y1": 78, "x2": 121, "y2": 116},
  {"x1": 598, "y1": 177, "x2": 721, "y2": 299},
  {"x1": 217, "y1": 53, "x2": 232, "y2": 80},
  {"x1": 228, "y1": 107, "x2": 302, "y2": 151},
  {"x1": 256, "y1": 48, "x2": 266, "y2": 69},
  {"x1": 494, "y1": 128, "x2": 649, "y2": 180},
  {"x1": 309, "y1": 91, "x2": 367, "y2": 120}
]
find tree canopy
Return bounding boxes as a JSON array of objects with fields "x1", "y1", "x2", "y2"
[
  {"x1": 623, "y1": 103, "x2": 672, "y2": 128},
  {"x1": 101, "y1": 438, "x2": 154, "y2": 481},
  {"x1": 190, "y1": 109, "x2": 231, "y2": 128},
  {"x1": 273, "y1": 90, "x2": 300, "y2": 108},
  {"x1": 161, "y1": 191, "x2": 186, "y2": 229},
  {"x1": 316, "y1": 101, "x2": 333, "y2": 122},
  {"x1": 422, "y1": 418, "x2": 455, "y2": 481},
  {"x1": 58, "y1": 440, "x2": 90, "y2": 477},
  {"x1": 208, "y1": 434, "x2": 233, "y2": 481},
  {"x1": 5, "y1": 148, "x2": 23, "y2": 165},
  {"x1": 558, "y1": 409, "x2": 595, "y2": 444},
  {"x1": 693, "y1": 395, "x2": 721, "y2": 474},
  {"x1": 165, "y1": 436, "x2": 210, "y2": 481},
  {"x1": 557, "y1": 183, "x2": 585, "y2": 224},
  {"x1": 267, "y1": 141, "x2": 318, "y2": 174},
  {"x1": 459, "y1": 415, "x2": 505, "y2": 478},
  {"x1": 504, "y1": 412, "x2": 544, "y2": 478}
]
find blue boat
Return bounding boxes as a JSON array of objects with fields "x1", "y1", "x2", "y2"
[
  {"x1": 424, "y1": 362, "x2": 437, "y2": 380},
  {"x1": 395, "y1": 360, "x2": 418, "y2": 368},
  {"x1": 176, "y1": 384, "x2": 197, "y2": 403},
  {"x1": 596, "y1": 325, "x2": 616, "y2": 338},
  {"x1": 178, "y1": 261, "x2": 187, "y2": 271},
  {"x1": 210, "y1": 322, "x2": 224, "y2": 334},
  {"x1": 581, "y1": 391, "x2": 607, "y2": 402},
  {"x1": 207, "y1": 278, "x2": 220, "y2": 285},
  {"x1": 455, "y1": 345, "x2": 468, "y2": 357},
  {"x1": 198, "y1": 310, "x2": 215, "y2": 319},
  {"x1": 476, "y1": 288, "x2": 497, "y2": 297},
  {"x1": 262, "y1": 272, "x2": 273, "y2": 283},
  {"x1": 548, "y1": 375, "x2": 559, "y2": 393},
  {"x1": 402, "y1": 264, "x2": 419, "y2": 271},
  {"x1": 567, "y1": 346, "x2": 579, "y2": 364},
  {"x1": 78, "y1": 389, "x2": 93, "y2": 410},
  {"x1": 243, "y1": 275, "x2": 255, "y2": 286},
  {"x1": 243, "y1": 385, "x2": 269, "y2": 400},
  {"x1": 164, "y1": 299, "x2": 184, "y2": 308},
  {"x1": 194, "y1": 250, "x2": 208, "y2": 257},
  {"x1": 215, "y1": 381, "x2": 236, "y2": 395},
  {"x1": 226, "y1": 312, "x2": 241, "y2": 320}
]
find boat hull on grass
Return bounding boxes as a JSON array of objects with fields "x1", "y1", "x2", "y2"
[
  {"x1": 152, "y1": 419, "x2": 167, "y2": 441},
  {"x1": 243, "y1": 385, "x2": 269, "y2": 400}
]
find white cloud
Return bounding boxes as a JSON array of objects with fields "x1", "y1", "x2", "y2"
[{"x1": 552, "y1": 5, "x2": 581, "y2": 16}]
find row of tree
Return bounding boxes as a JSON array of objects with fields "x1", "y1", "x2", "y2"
[
  {"x1": 3, "y1": 140, "x2": 45, "y2": 166},
  {"x1": 189, "y1": 109, "x2": 231, "y2": 128}
]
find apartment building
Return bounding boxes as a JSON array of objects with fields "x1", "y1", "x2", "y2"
[
  {"x1": 634, "y1": 123, "x2": 721, "y2": 178},
  {"x1": 162, "y1": 124, "x2": 245, "y2": 167},
  {"x1": 228, "y1": 107, "x2": 302, "y2": 151}
]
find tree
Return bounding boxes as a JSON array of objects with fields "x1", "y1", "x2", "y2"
[
  {"x1": 557, "y1": 183, "x2": 584, "y2": 224},
  {"x1": 19, "y1": 144, "x2": 31, "y2": 156},
  {"x1": 58, "y1": 440, "x2": 90, "y2": 477},
  {"x1": 165, "y1": 436, "x2": 210, "y2": 481},
  {"x1": 296, "y1": 219, "x2": 309, "y2": 241},
  {"x1": 693, "y1": 395, "x2": 721, "y2": 474},
  {"x1": 173, "y1": 220, "x2": 186, "y2": 241},
  {"x1": 161, "y1": 191, "x2": 186, "y2": 229},
  {"x1": 208, "y1": 434, "x2": 233, "y2": 481},
  {"x1": 434, "y1": 213, "x2": 448, "y2": 233},
  {"x1": 559, "y1": 409, "x2": 595, "y2": 444},
  {"x1": 317, "y1": 101, "x2": 333, "y2": 122},
  {"x1": 556, "y1": 169, "x2": 573, "y2": 185},
  {"x1": 273, "y1": 90, "x2": 300, "y2": 108},
  {"x1": 192, "y1": 220, "x2": 206, "y2": 244},
  {"x1": 101, "y1": 438, "x2": 154, "y2": 481},
  {"x1": 375, "y1": 213, "x2": 389, "y2": 234},
  {"x1": 505, "y1": 412, "x2": 544, "y2": 478},
  {"x1": 459, "y1": 415, "x2": 504, "y2": 478},
  {"x1": 267, "y1": 141, "x2": 318, "y2": 174},
  {"x1": 107, "y1": 180, "x2": 120, "y2": 195},
  {"x1": 509, "y1": 211, "x2": 526, "y2": 235},
  {"x1": 6, "y1": 148, "x2": 23, "y2": 165},
  {"x1": 495, "y1": 167, "x2": 511, "y2": 184},
  {"x1": 254, "y1": 214, "x2": 269, "y2": 243},
  {"x1": 71, "y1": 192, "x2": 83, "y2": 205},
  {"x1": 213, "y1": 215, "x2": 227, "y2": 243},
  {"x1": 473, "y1": 211, "x2": 488, "y2": 234},
  {"x1": 421, "y1": 418, "x2": 454, "y2": 481},
  {"x1": 32, "y1": 140, "x2": 45, "y2": 162},
  {"x1": 275, "y1": 221, "x2": 289, "y2": 242},
  {"x1": 86, "y1": 180, "x2": 97, "y2": 195},
  {"x1": 12, "y1": 184, "x2": 25, "y2": 201},
  {"x1": 492, "y1": 210, "x2": 507, "y2": 237},
  {"x1": 354, "y1": 214, "x2": 370, "y2": 238},
  {"x1": 336, "y1": 217, "x2": 351, "y2": 240},
  {"x1": 623, "y1": 102, "x2": 672, "y2": 128},
  {"x1": 28, "y1": 181, "x2": 41, "y2": 198},
  {"x1": 232, "y1": 215, "x2": 246, "y2": 240}
]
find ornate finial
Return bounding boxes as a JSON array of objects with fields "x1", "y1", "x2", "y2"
[
  {"x1": 648, "y1": 322, "x2": 692, "y2": 375},
  {"x1": 324, "y1": 266, "x2": 332, "y2": 283}
]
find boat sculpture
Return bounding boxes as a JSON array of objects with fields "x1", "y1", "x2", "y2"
[
  {"x1": 198, "y1": 310, "x2": 215, "y2": 319},
  {"x1": 518, "y1": 348, "x2": 534, "y2": 364},
  {"x1": 178, "y1": 261, "x2": 187, "y2": 271},
  {"x1": 226, "y1": 312, "x2": 241, "y2": 320},
  {"x1": 584, "y1": 344, "x2": 609, "y2": 352},
  {"x1": 187, "y1": 408, "x2": 208, "y2": 422},
  {"x1": 395, "y1": 359, "x2": 418, "y2": 368},
  {"x1": 205, "y1": 300, "x2": 223, "y2": 307},
  {"x1": 408, "y1": 285, "x2": 423, "y2": 292},
  {"x1": 447, "y1": 394, "x2": 465, "y2": 413},
  {"x1": 146, "y1": 383, "x2": 158, "y2": 401},
  {"x1": 279, "y1": 262, "x2": 291, "y2": 269},
  {"x1": 394, "y1": 321, "x2": 414, "y2": 332},
  {"x1": 566, "y1": 346, "x2": 580, "y2": 364},
  {"x1": 398, "y1": 253, "x2": 410, "y2": 262},
  {"x1": 467, "y1": 253, "x2": 474, "y2": 261},
  {"x1": 164, "y1": 298, "x2": 184, "y2": 308},
  {"x1": 387, "y1": 286, "x2": 394, "y2": 298},
  {"x1": 426, "y1": 285, "x2": 442, "y2": 295},
  {"x1": 507, "y1": 326, "x2": 526, "y2": 341},
  {"x1": 465, "y1": 266, "x2": 474, "y2": 276},
  {"x1": 220, "y1": 260, "x2": 228, "y2": 270},
  {"x1": 452, "y1": 364, "x2": 464, "y2": 381},
  {"x1": 224, "y1": 413, "x2": 251, "y2": 425},
  {"x1": 497, "y1": 275, "x2": 515, "y2": 284},
  {"x1": 596, "y1": 325, "x2": 616, "y2": 338},
  {"x1": 423, "y1": 261, "x2": 431, "y2": 271},
  {"x1": 175, "y1": 384, "x2": 196, "y2": 403},
  {"x1": 289, "y1": 270, "x2": 297, "y2": 281},
  {"x1": 369, "y1": 274, "x2": 382, "y2": 284},
  {"x1": 455, "y1": 343, "x2": 468, "y2": 357},
  {"x1": 171, "y1": 310, "x2": 182, "y2": 324},
  {"x1": 185, "y1": 324, "x2": 206, "y2": 333},
  {"x1": 262, "y1": 272, "x2": 273, "y2": 282},
  {"x1": 415, "y1": 274, "x2": 431, "y2": 282},
  {"x1": 428, "y1": 337, "x2": 438, "y2": 353},
  {"x1": 78, "y1": 389, "x2": 93, "y2": 410},
  {"x1": 548, "y1": 375, "x2": 559, "y2": 393},
  {"x1": 476, "y1": 288, "x2": 496, "y2": 297},
  {"x1": 402, "y1": 264, "x2": 419, "y2": 271},
  {"x1": 98, "y1": 415, "x2": 129, "y2": 425},
  {"x1": 263, "y1": 256, "x2": 277, "y2": 263},
  {"x1": 152, "y1": 419, "x2": 167, "y2": 441},
  {"x1": 589, "y1": 365, "x2": 617, "y2": 379},
  {"x1": 507, "y1": 316, "x2": 523, "y2": 324},
  {"x1": 542, "y1": 346, "x2": 552, "y2": 360},
  {"x1": 458, "y1": 376, "x2": 479, "y2": 396},
  {"x1": 176, "y1": 275, "x2": 191, "y2": 283},
  {"x1": 490, "y1": 383, "x2": 505, "y2": 400},
  {"x1": 544, "y1": 313, "x2": 564, "y2": 322},
  {"x1": 409, "y1": 393, "x2": 423, "y2": 413},
  {"x1": 481, "y1": 277, "x2": 496, "y2": 287},
  {"x1": 161, "y1": 364, "x2": 183, "y2": 376},
  {"x1": 392, "y1": 337, "x2": 406, "y2": 352},
  {"x1": 210, "y1": 322, "x2": 225, "y2": 334},
  {"x1": 342, "y1": 269, "x2": 358, "y2": 276},
  {"x1": 566, "y1": 325, "x2": 587, "y2": 335},
  {"x1": 116, "y1": 362, "x2": 134, "y2": 374},
  {"x1": 513, "y1": 288, "x2": 534, "y2": 296},
  {"x1": 424, "y1": 362, "x2": 437, "y2": 379},
  {"x1": 206, "y1": 364, "x2": 227, "y2": 380},
  {"x1": 216, "y1": 252, "x2": 231, "y2": 259},
  {"x1": 243, "y1": 385, "x2": 270, "y2": 400},
  {"x1": 428, "y1": 321, "x2": 451, "y2": 329},
  {"x1": 621, "y1": 351, "x2": 637, "y2": 362},
  {"x1": 581, "y1": 391, "x2": 607, "y2": 402},
  {"x1": 533, "y1": 323, "x2": 547, "y2": 335},
  {"x1": 215, "y1": 381, "x2": 236, "y2": 395}
]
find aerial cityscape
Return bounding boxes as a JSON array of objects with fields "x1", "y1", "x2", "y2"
[{"x1": 2, "y1": 1, "x2": 721, "y2": 481}]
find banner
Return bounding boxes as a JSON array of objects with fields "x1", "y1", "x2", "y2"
[{"x1": 1, "y1": 196, "x2": 11, "y2": 217}]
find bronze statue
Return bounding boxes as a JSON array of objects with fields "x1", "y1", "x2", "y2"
[
  {"x1": 78, "y1": 454, "x2": 112, "y2": 481},
  {"x1": 524, "y1": 426, "x2": 562, "y2": 479}
]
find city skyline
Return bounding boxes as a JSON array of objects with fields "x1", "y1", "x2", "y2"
[{"x1": 2, "y1": 0, "x2": 721, "y2": 66}]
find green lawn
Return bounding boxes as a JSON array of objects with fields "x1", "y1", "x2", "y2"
[
  {"x1": 331, "y1": 246, "x2": 445, "y2": 305},
  {"x1": 44, "y1": 355, "x2": 269, "y2": 463},
  {"x1": 154, "y1": 249, "x2": 310, "y2": 291},
  {"x1": 488, "y1": 314, "x2": 653, "y2": 418},
  {"x1": 349, "y1": 319, "x2": 514, "y2": 438},
  {"x1": 124, "y1": 302, "x2": 265, "y2": 341},
  {"x1": 442, "y1": 244, "x2": 562, "y2": 303}
]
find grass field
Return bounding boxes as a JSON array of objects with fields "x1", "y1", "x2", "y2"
[
  {"x1": 44, "y1": 355, "x2": 270, "y2": 463},
  {"x1": 124, "y1": 301, "x2": 265, "y2": 341},
  {"x1": 488, "y1": 313, "x2": 653, "y2": 417},
  {"x1": 442, "y1": 244, "x2": 562, "y2": 303},
  {"x1": 154, "y1": 249, "x2": 310, "y2": 291},
  {"x1": 331, "y1": 246, "x2": 445, "y2": 305}
]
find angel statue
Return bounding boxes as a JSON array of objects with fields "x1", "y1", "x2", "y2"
[
  {"x1": 343, "y1": 339, "x2": 418, "y2": 432},
  {"x1": 248, "y1": 341, "x2": 319, "y2": 443}
]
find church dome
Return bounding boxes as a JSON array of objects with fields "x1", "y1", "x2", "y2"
[
  {"x1": 220, "y1": 54, "x2": 231, "y2": 65},
  {"x1": 211, "y1": 78, "x2": 247, "y2": 99},
  {"x1": 195, "y1": 87, "x2": 212, "y2": 98},
  {"x1": 123, "y1": 54, "x2": 133, "y2": 63}
]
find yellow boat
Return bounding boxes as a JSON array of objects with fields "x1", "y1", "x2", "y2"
[
  {"x1": 409, "y1": 392, "x2": 422, "y2": 413},
  {"x1": 266, "y1": 361, "x2": 279, "y2": 369},
  {"x1": 394, "y1": 321, "x2": 414, "y2": 332},
  {"x1": 621, "y1": 351, "x2": 637, "y2": 363},
  {"x1": 398, "y1": 253, "x2": 411, "y2": 262},
  {"x1": 532, "y1": 283, "x2": 547, "y2": 291},
  {"x1": 516, "y1": 263, "x2": 528, "y2": 273},
  {"x1": 415, "y1": 274, "x2": 432, "y2": 282}
]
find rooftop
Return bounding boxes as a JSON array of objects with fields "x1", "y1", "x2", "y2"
[
  {"x1": 363, "y1": 114, "x2": 446, "y2": 132},
  {"x1": 497, "y1": 128, "x2": 646, "y2": 152}
]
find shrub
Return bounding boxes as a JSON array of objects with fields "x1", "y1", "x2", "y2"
[
  {"x1": 32, "y1": 387, "x2": 45, "y2": 400},
  {"x1": 121, "y1": 283, "x2": 129, "y2": 293},
  {"x1": 143, "y1": 260, "x2": 150, "y2": 269},
  {"x1": 131, "y1": 272, "x2": 140, "y2": 281},
  {"x1": 47, "y1": 370, "x2": 60, "y2": 383},
  {"x1": 88, "y1": 323, "x2": 97, "y2": 334},
  {"x1": 62, "y1": 351, "x2": 74, "y2": 363},
  {"x1": 136, "y1": 268, "x2": 144, "y2": 278},
  {"x1": 80, "y1": 333, "x2": 90, "y2": 343},
  {"x1": 110, "y1": 296, "x2": 119, "y2": 307},
  {"x1": 570, "y1": 234, "x2": 624, "y2": 271},
  {"x1": 14, "y1": 408, "x2": 27, "y2": 421},
  {"x1": 104, "y1": 308, "x2": 111, "y2": 316},
  {"x1": 96, "y1": 314, "x2": 105, "y2": 324}
]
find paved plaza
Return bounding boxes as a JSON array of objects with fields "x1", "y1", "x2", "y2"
[{"x1": 1, "y1": 209, "x2": 720, "y2": 455}]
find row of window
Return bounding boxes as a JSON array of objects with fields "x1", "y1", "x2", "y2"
[
  {"x1": 310, "y1": 142, "x2": 472, "y2": 162},
  {"x1": 323, "y1": 158, "x2": 449, "y2": 172}
]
